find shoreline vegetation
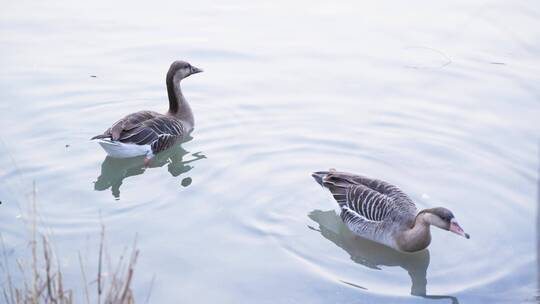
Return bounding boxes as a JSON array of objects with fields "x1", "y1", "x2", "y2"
[{"x1": 1, "y1": 182, "x2": 145, "y2": 304}]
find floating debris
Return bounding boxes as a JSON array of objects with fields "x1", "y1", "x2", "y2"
[
  {"x1": 181, "y1": 177, "x2": 192, "y2": 187},
  {"x1": 90, "y1": 75, "x2": 97, "y2": 78},
  {"x1": 490, "y1": 62, "x2": 505, "y2": 65}
]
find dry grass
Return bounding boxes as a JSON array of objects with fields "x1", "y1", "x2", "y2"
[{"x1": 1, "y1": 182, "x2": 143, "y2": 304}]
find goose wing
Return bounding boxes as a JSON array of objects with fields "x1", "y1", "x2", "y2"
[
  {"x1": 91, "y1": 111, "x2": 161, "y2": 141},
  {"x1": 332, "y1": 184, "x2": 390, "y2": 244},
  {"x1": 93, "y1": 111, "x2": 188, "y2": 155},
  {"x1": 339, "y1": 204, "x2": 382, "y2": 235},
  {"x1": 323, "y1": 180, "x2": 395, "y2": 222},
  {"x1": 116, "y1": 115, "x2": 188, "y2": 153},
  {"x1": 314, "y1": 170, "x2": 417, "y2": 220},
  {"x1": 344, "y1": 184, "x2": 395, "y2": 222},
  {"x1": 313, "y1": 170, "x2": 419, "y2": 249},
  {"x1": 151, "y1": 134, "x2": 180, "y2": 154}
]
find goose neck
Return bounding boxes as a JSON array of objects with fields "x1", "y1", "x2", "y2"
[{"x1": 166, "y1": 75, "x2": 194, "y2": 128}]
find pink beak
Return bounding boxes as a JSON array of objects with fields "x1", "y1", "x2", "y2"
[{"x1": 449, "y1": 219, "x2": 470, "y2": 239}]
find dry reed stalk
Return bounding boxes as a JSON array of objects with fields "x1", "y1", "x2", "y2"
[
  {"x1": 1, "y1": 235, "x2": 15, "y2": 304},
  {"x1": 31, "y1": 181, "x2": 39, "y2": 303},
  {"x1": 97, "y1": 223, "x2": 104, "y2": 304},
  {"x1": 79, "y1": 252, "x2": 91, "y2": 304},
  {"x1": 1, "y1": 181, "x2": 143, "y2": 304}
]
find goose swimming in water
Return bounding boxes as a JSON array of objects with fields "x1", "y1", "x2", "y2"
[
  {"x1": 312, "y1": 170, "x2": 469, "y2": 252},
  {"x1": 91, "y1": 60, "x2": 202, "y2": 165}
]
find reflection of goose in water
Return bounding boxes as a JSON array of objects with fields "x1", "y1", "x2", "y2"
[
  {"x1": 94, "y1": 141, "x2": 205, "y2": 199},
  {"x1": 308, "y1": 209, "x2": 459, "y2": 304}
]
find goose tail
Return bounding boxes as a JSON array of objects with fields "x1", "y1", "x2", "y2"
[
  {"x1": 312, "y1": 169, "x2": 348, "y2": 206},
  {"x1": 312, "y1": 171, "x2": 330, "y2": 186},
  {"x1": 91, "y1": 134, "x2": 110, "y2": 140},
  {"x1": 95, "y1": 139, "x2": 151, "y2": 158}
]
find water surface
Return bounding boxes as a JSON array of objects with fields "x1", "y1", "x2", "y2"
[{"x1": 1, "y1": 0, "x2": 539, "y2": 303}]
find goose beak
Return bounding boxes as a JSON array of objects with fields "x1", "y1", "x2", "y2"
[
  {"x1": 191, "y1": 66, "x2": 203, "y2": 74},
  {"x1": 449, "y1": 218, "x2": 470, "y2": 239}
]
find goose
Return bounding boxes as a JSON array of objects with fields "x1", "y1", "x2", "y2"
[
  {"x1": 91, "y1": 60, "x2": 202, "y2": 165},
  {"x1": 312, "y1": 170, "x2": 469, "y2": 252}
]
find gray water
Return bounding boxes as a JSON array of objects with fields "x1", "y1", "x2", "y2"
[{"x1": 1, "y1": 0, "x2": 539, "y2": 303}]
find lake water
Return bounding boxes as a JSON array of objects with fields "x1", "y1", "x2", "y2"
[{"x1": 1, "y1": 0, "x2": 539, "y2": 303}]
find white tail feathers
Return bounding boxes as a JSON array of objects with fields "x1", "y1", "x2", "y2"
[{"x1": 96, "y1": 139, "x2": 152, "y2": 159}]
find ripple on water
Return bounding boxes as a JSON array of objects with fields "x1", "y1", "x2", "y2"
[{"x1": 206, "y1": 98, "x2": 536, "y2": 298}]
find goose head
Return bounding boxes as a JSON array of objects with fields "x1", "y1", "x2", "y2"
[
  {"x1": 167, "y1": 60, "x2": 203, "y2": 82},
  {"x1": 418, "y1": 207, "x2": 470, "y2": 239}
]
